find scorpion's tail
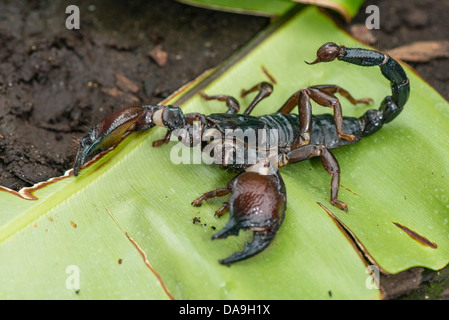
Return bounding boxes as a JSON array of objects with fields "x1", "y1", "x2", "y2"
[{"x1": 307, "y1": 42, "x2": 409, "y2": 137}]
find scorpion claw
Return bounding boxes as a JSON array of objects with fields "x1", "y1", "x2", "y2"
[
  {"x1": 211, "y1": 220, "x2": 240, "y2": 239},
  {"x1": 216, "y1": 231, "x2": 275, "y2": 265},
  {"x1": 72, "y1": 105, "x2": 183, "y2": 176},
  {"x1": 73, "y1": 135, "x2": 95, "y2": 176},
  {"x1": 213, "y1": 169, "x2": 287, "y2": 265},
  {"x1": 73, "y1": 105, "x2": 153, "y2": 176}
]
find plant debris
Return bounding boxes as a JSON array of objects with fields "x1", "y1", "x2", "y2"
[
  {"x1": 349, "y1": 24, "x2": 377, "y2": 45},
  {"x1": 386, "y1": 40, "x2": 449, "y2": 63}
]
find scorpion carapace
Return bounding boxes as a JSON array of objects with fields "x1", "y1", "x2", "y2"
[{"x1": 73, "y1": 42, "x2": 409, "y2": 265}]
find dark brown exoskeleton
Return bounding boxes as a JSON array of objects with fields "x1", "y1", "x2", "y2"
[
  {"x1": 192, "y1": 161, "x2": 286, "y2": 265},
  {"x1": 73, "y1": 43, "x2": 409, "y2": 264}
]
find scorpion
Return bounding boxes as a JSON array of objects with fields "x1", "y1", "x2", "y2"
[{"x1": 73, "y1": 43, "x2": 409, "y2": 265}]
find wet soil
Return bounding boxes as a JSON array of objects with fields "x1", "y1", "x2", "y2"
[{"x1": 0, "y1": 0, "x2": 448, "y2": 299}]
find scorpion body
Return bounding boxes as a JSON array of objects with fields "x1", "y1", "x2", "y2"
[{"x1": 73, "y1": 43, "x2": 409, "y2": 265}]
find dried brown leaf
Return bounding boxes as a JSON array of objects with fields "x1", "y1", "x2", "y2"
[
  {"x1": 386, "y1": 40, "x2": 449, "y2": 63},
  {"x1": 349, "y1": 24, "x2": 376, "y2": 45},
  {"x1": 115, "y1": 73, "x2": 140, "y2": 93}
]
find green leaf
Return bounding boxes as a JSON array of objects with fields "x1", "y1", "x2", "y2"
[
  {"x1": 177, "y1": 0, "x2": 365, "y2": 21},
  {"x1": 177, "y1": 0, "x2": 296, "y2": 17},
  {"x1": 1, "y1": 6, "x2": 448, "y2": 299}
]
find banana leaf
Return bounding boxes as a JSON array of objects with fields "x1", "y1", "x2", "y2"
[
  {"x1": 1, "y1": 6, "x2": 448, "y2": 300},
  {"x1": 177, "y1": 0, "x2": 365, "y2": 21}
]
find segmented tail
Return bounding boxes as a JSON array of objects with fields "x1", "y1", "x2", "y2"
[{"x1": 308, "y1": 42, "x2": 410, "y2": 137}]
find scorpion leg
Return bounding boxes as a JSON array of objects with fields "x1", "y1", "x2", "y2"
[
  {"x1": 309, "y1": 85, "x2": 372, "y2": 105},
  {"x1": 278, "y1": 85, "x2": 364, "y2": 148},
  {"x1": 199, "y1": 92, "x2": 240, "y2": 114},
  {"x1": 240, "y1": 81, "x2": 273, "y2": 115},
  {"x1": 214, "y1": 202, "x2": 230, "y2": 217},
  {"x1": 307, "y1": 87, "x2": 358, "y2": 142},
  {"x1": 192, "y1": 187, "x2": 231, "y2": 217},
  {"x1": 200, "y1": 81, "x2": 273, "y2": 116},
  {"x1": 73, "y1": 105, "x2": 186, "y2": 175},
  {"x1": 282, "y1": 144, "x2": 347, "y2": 211},
  {"x1": 192, "y1": 162, "x2": 287, "y2": 265},
  {"x1": 151, "y1": 130, "x2": 172, "y2": 147},
  {"x1": 277, "y1": 89, "x2": 312, "y2": 147}
]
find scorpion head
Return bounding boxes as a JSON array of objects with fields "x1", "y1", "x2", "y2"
[
  {"x1": 213, "y1": 162, "x2": 287, "y2": 265},
  {"x1": 305, "y1": 42, "x2": 346, "y2": 65}
]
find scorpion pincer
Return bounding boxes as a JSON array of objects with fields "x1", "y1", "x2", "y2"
[
  {"x1": 192, "y1": 159, "x2": 286, "y2": 265},
  {"x1": 73, "y1": 43, "x2": 409, "y2": 265}
]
